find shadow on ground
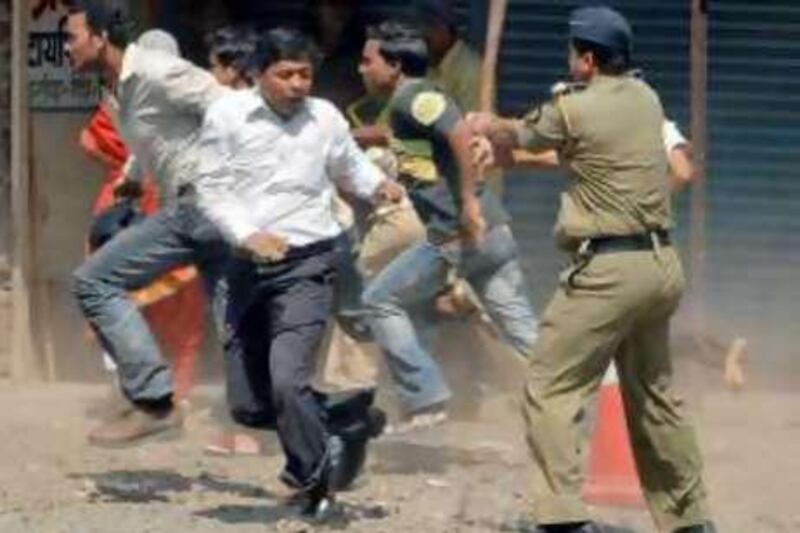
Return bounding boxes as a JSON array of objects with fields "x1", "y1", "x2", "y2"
[
  {"x1": 68, "y1": 469, "x2": 273, "y2": 504},
  {"x1": 193, "y1": 500, "x2": 390, "y2": 528},
  {"x1": 68, "y1": 468, "x2": 392, "y2": 528}
]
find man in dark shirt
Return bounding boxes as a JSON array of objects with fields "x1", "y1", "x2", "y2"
[{"x1": 359, "y1": 21, "x2": 538, "y2": 431}]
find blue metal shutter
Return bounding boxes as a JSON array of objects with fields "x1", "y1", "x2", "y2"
[
  {"x1": 226, "y1": 1, "x2": 449, "y2": 28},
  {"x1": 705, "y1": 1, "x2": 800, "y2": 362}
]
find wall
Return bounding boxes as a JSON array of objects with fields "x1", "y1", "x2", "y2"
[
  {"x1": 0, "y1": 0, "x2": 10, "y2": 258},
  {"x1": 704, "y1": 0, "x2": 800, "y2": 374},
  {"x1": 0, "y1": 0, "x2": 11, "y2": 375},
  {"x1": 30, "y1": 112, "x2": 104, "y2": 380}
]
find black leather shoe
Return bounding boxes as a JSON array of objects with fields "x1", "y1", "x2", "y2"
[
  {"x1": 300, "y1": 491, "x2": 336, "y2": 520},
  {"x1": 292, "y1": 436, "x2": 341, "y2": 520}
]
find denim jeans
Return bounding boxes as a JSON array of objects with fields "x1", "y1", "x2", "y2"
[
  {"x1": 73, "y1": 198, "x2": 229, "y2": 404},
  {"x1": 362, "y1": 224, "x2": 538, "y2": 413}
]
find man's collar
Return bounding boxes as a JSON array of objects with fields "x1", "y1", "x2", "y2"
[
  {"x1": 119, "y1": 43, "x2": 138, "y2": 83},
  {"x1": 246, "y1": 88, "x2": 309, "y2": 123}
]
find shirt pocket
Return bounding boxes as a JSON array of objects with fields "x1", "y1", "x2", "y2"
[{"x1": 232, "y1": 133, "x2": 281, "y2": 184}]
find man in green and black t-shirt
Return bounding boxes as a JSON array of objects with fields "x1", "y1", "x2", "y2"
[{"x1": 358, "y1": 21, "x2": 538, "y2": 430}]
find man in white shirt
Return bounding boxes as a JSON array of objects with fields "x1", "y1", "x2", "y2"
[
  {"x1": 663, "y1": 120, "x2": 695, "y2": 192},
  {"x1": 195, "y1": 27, "x2": 401, "y2": 516},
  {"x1": 65, "y1": 1, "x2": 229, "y2": 446}
]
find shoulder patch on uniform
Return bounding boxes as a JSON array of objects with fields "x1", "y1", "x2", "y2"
[
  {"x1": 524, "y1": 105, "x2": 542, "y2": 126},
  {"x1": 411, "y1": 91, "x2": 447, "y2": 126},
  {"x1": 550, "y1": 81, "x2": 586, "y2": 98}
]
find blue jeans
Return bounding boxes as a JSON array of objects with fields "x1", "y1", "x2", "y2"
[
  {"x1": 72, "y1": 198, "x2": 229, "y2": 404},
  {"x1": 362, "y1": 224, "x2": 538, "y2": 413}
]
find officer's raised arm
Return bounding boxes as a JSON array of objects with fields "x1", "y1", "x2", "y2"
[{"x1": 467, "y1": 108, "x2": 565, "y2": 174}]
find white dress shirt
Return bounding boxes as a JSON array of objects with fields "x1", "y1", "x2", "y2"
[
  {"x1": 662, "y1": 120, "x2": 689, "y2": 154},
  {"x1": 109, "y1": 43, "x2": 228, "y2": 201},
  {"x1": 195, "y1": 89, "x2": 384, "y2": 246}
]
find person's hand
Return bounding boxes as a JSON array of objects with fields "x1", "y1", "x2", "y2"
[
  {"x1": 372, "y1": 179, "x2": 405, "y2": 205},
  {"x1": 242, "y1": 231, "x2": 289, "y2": 263},
  {"x1": 459, "y1": 198, "x2": 486, "y2": 247},
  {"x1": 352, "y1": 125, "x2": 391, "y2": 148},
  {"x1": 465, "y1": 111, "x2": 497, "y2": 137},
  {"x1": 470, "y1": 135, "x2": 496, "y2": 171}
]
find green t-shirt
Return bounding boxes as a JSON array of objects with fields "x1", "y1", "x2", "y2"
[{"x1": 388, "y1": 79, "x2": 509, "y2": 240}]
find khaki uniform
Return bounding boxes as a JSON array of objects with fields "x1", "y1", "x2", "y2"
[{"x1": 517, "y1": 74, "x2": 710, "y2": 531}]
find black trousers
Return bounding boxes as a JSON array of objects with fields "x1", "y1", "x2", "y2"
[{"x1": 222, "y1": 237, "x2": 374, "y2": 490}]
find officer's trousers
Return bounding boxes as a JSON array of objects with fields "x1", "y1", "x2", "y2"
[{"x1": 522, "y1": 246, "x2": 711, "y2": 532}]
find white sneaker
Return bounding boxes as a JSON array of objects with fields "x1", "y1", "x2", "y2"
[{"x1": 385, "y1": 409, "x2": 448, "y2": 435}]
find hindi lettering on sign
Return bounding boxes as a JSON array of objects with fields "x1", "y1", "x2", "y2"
[
  {"x1": 28, "y1": 31, "x2": 65, "y2": 69},
  {"x1": 28, "y1": 2, "x2": 100, "y2": 110}
]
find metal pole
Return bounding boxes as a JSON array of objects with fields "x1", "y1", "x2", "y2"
[
  {"x1": 479, "y1": 0, "x2": 508, "y2": 113},
  {"x1": 689, "y1": 0, "x2": 708, "y2": 328},
  {"x1": 10, "y1": 0, "x2": 43, "y2": 380}
]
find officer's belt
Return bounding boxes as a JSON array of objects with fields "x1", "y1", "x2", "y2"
[
  {"x1": 587, "y1": 230, "x2": 670, "y2": 254},
  {"x1": 563, "y1": 230, "x2": 671, "y2": 289}
]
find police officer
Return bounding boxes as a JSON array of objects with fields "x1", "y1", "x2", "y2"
[{"x1": 469, "y1": 6, "x2": 715, "y2": 533}]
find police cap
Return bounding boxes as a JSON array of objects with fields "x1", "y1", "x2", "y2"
[{"x1": 568, "y1": 6, "x2": 632, "y2": 57}]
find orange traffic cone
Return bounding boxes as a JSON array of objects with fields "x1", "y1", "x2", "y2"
[{"x1": 582, "y1": 364, "x2": 645, "y2": 507}]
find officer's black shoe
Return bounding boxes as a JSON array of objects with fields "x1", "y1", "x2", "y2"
[{"x1": 673, "y1": 522, "x2": 717, "y2": 533}]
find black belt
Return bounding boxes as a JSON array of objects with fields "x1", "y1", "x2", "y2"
[
  {"x1": 587, "y1": 230, "x2": 670, "y2": 254},
  {"x1": 283, "y1": 237, "x2": 337, "y2": 261},
  {"x1": 563, "y1": 230, "x2": 671, "y2": 289},
  {"x1": 237, "y1": 236, "x2": 338, "y2": 264}
]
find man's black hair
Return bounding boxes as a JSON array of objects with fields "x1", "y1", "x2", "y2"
[
  {"x1": 67, "y1": 0, "x2": 134, "y2": 49},
  {"x1": 252, "y1": 27, "x2": 321, "y2": 73},
  {"x1": 206, "y1": 25, "x2": 258, "y2": 77},
  {"x1": 571, "y1": 38, "x2": 630, "y2": 75},
  {"x1": 366, "y1": 21, "x2": 428, "y2": 78}
]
